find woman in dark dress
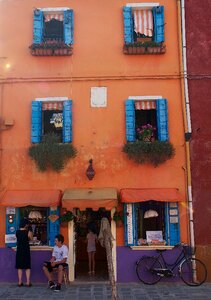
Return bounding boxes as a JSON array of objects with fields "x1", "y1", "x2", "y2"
[{"x1": 16, "y1": 219, "x2": 33, "y2": 286}]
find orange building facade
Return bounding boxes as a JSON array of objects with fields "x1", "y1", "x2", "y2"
[{"x1": 0, "y1": 0, "x2": 190, "y2": 282}]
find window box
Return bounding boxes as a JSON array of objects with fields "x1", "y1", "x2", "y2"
[
  {"x1": 29, "y1": 41, "x2": 73, "y2": 56},
  {"x1": 123, "y1": 42, "x2": 166, "y2": 55}
]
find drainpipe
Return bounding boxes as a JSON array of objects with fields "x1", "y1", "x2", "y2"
[{"x1": 177, "y1": 0, "x2": 195, "y2": 250}]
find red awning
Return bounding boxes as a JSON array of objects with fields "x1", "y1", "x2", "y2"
[
  {"x1": 120, "y1": 188, "x2": 182, "y2": 203},
  {"x1": 0, "y1": 190, "x2": 62, "y2": 207}
]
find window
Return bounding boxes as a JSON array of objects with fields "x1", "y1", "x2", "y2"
[
  {"x1": 125, "y1": 98, "x2": 168, "y2": 142},
  {"x1": 31, "y1": 99, "x2": 72, "y2": 143},
  {"x1": 124, "y1": 202, "x2": 180, "y2": 246},
  {"x1": 123, "y1": 4, "x2": 165, "y2": 54},
  {"x1": 30, "y1": 8, "x2": 74, "y2": 56},
  {"x1": 5, "y1": 206, "x2": 60, "y2": 247}
]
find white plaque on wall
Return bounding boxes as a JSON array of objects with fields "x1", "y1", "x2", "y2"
[{"x1": 91, "y1": 87, "x2": 107, "y2": 107}]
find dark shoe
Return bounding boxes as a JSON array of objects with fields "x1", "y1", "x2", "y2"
[
  {"x1": 26, "y1": 283, "x2": 32, "y2": 287},
  {"x1": 48, "y1": 281, "x2": 55, "y2": 289},
  {"x1": 54, "y1": 284, "x2": 61, "y2": 292},
  {"x1": 18, "y1": 283, "x2": 23, "y2": 287}
]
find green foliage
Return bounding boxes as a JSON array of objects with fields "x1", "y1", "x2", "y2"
[
  {"x1": 29, "y1": 133, "x2": 77, "y2": 172},
  {"x1": 122, "y1": 141, "x2": 175, "y2": 167},
  {"x1": 60, "y1": 211, "x2": 74, "y2": 223},
  {"x1": 113, "y1": 210, "x2": 124, "y2": 222}
]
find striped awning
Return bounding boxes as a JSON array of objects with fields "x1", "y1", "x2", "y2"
[
  {"x1": 44, "y1": 13, "x2": 64, "y2": 22},
  {"x1": 42, "y1": 102, "x2": 63, "y2": 111},
  {"x1": 133, "y1": 10, "x2": 153, "y2": 37},
  {"x1": 135, "y1": 101, "x2": 156, "y2": 110}
]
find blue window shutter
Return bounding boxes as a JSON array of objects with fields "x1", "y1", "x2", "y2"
[
  {"x1": 63, "y1": 100, "x2": 72, "y2": 143},
  {"x1": 156, "y1": 99, "x2": 169, "y2": 141},
  {"x1": 31, "y1": 101, "x2": 42, "y2": 143},
  {"x1": 165, "y1": 203, "x2": 180, "y2": 246},
  {"x1": 6, "y1": 207, "x2": 19, "y2": 247},
  {"x1": 125, "y1": 100, "x2": 136, "y2": 142},
  {"x1": 49, "y1": 207, "x2": 60, "y2": 246},
  {"x1": 123, "y1": 6, "x2": 134, "y2": 44},
  {"x1": 153, "y1": 6, "x2": 165, "y2": 43},
  {"x1": 33, "y1": 9, "x2": 44, "y2": 44},
  {"x1": 64, "y1": 9, "x2": 74, "y2": 44},
  {"x1": 124, "y1": 203, "x2": 136, "y2": 246}
]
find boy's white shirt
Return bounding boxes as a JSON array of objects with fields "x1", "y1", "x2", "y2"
[{"x1": 52, "y1": 244, "x2": 68, "y2": 262}]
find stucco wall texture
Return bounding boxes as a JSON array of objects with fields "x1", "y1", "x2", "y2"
[
  {"x1": 0, "y1": 0, "x2": 188, "y2": 254},
  {"x1": 185, "y1": 0, "x2": 211, "y2": 280}
]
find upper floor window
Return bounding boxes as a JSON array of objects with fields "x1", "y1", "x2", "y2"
[
  {"x1": 123, "y1": 3, "x2": 165, "y2": 55},
  {"x1": 30, "y1": 8, "x2": 74, "y2": 56},
  {"x1": 125, "y1": 97, "x2": 168, "y2": 142},
  {"x1": 31, "y1": 99, "x2": 72, "y2": 144}
]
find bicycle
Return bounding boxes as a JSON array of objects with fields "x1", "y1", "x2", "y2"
[{"x1": 136, "y1": 243, "x2": 207, "y2": 286}]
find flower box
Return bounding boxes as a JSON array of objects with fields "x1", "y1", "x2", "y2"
[
  {"x1": 123, "y1": 43, "x2": 166, "y2": 55},
  {"x1": 29, "y1": 42, "x2": 73, "y2": 56}
]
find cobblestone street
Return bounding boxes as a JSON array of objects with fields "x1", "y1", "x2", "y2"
[{"x1": 0, "y1": 282, "x2": 211, "y2": 300}]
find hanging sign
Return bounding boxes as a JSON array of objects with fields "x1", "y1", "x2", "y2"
[{"x1": 48, "y1": 214, "x2": 59, "y2": 223}]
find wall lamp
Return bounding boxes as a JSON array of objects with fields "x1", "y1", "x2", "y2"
[{"x1": 86, "y1": 159, "x2": 95, "y2": 180}]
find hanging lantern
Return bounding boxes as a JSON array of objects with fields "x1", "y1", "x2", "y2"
[
  {"x1": 28, "y1": 210, "x2": 42, "y2": 219},
  {"x1": 86, "y1": 159, "x2": 95, "y2": 180}
]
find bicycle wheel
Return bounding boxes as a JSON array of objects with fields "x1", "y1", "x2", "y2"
[
  {"x1": 180, "y1": 258, "x2": 207, "y2": 286},
  {"x1": 136, "y1": 256, "x2": 162, "y2": 285}
]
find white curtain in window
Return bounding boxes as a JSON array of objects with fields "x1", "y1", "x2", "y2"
[{"x1": 133, "y1": 10, "x2": 153, "y2": 37}]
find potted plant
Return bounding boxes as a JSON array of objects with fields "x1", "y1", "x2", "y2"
[
  {"x1": 59, "y1": 211, "x2": 74, "y2": 227},
  {"x1": 137, "y1": 124, "x2": 156, "y2": 142},
  {"x1": 112, "y1": 210, "x2": 124, "y2": 227}
]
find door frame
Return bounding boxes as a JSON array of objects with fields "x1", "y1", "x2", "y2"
[{"x1": 68, "y1": 208, "x2": 117, "y2": 282}]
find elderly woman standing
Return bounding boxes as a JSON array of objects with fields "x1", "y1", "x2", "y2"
[{"x1": 16, "y1": 219, "x2": 33, "y2": 287}]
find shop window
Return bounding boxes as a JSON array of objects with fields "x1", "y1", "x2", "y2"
[
  {"x1": 31, "y1": 100, "x2": 72, "y2": 144},
  {"x1": 124, "y1": 202, "x2": 180, "y2": 246},
  {"x1": 5, "y1": 206, "x2": 60, "y2": 247},
  {"x1": 20, "y1": 207, "x2": 48, "y2": 246},
  {"x1": 125, "y1": 98, "x2": 168, "y2": 142},
  {"x1": 136, "y1": 201, "x2": 165, "y2": 245}
]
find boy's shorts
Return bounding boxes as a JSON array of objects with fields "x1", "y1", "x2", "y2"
[{"x1": 43, "y1": 261, "x2": 68, "y2": 273}]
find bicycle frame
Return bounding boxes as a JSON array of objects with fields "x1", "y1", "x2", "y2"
[{"x1": 153, "y1": 246, "x2": 188, "y2": 274}]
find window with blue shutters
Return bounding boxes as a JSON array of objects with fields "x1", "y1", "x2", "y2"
[
  {"x1": 31, "y1": 100, "x2": 73, "y2": 144},
  {"x1": 30, "y1": 8, "x2": 74, "y2": 56},
  {"x1": 124, "y1": 201, "x2": 180, "y2": 246},
  {"x1": 125, "y1": 98, "x2": 169, "y2": 142},
  {"x1": 123, "y1": 5, "x2": 165, "y2": 55}
]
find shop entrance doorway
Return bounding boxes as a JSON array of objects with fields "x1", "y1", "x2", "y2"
[{"x1": 74, "y1": 208, "x2": 110, "y2": 281}]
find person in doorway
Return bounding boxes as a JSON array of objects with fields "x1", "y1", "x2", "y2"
[
  {"x1": 86, "y1": 224, "x2": 98, "y2": 275},
  {"x1": 16, "y1": 218, "x2": 33, "y2": 287},
  {"x1": 43, "y1": 234, "x2": 68, "y2": 292}
]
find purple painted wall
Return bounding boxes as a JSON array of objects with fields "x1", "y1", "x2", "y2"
[
  {"x1": 117, "y1": 246, "x2": 182, "y2": 283},
  {"x1": 0, "y1": 248, "x2": 52, "y2": 283},
  {"x1": 185, "y1": 0, "x2": 211, "y2": 280}
]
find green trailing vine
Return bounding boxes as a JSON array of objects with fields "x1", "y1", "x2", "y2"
[
  {"x1": 122, "y1": 141, "x2": 175, "y2": 167},
  {"x1": 29, "y1": 133, "x2": 77, "y2": 172}
]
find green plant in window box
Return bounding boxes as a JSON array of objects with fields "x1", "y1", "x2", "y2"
[
  {"x1": 60, "y1": 211, "x2": 74, "y2": 223},
  {"x1": 122, "y1": 141, "x2": 175, "y2": 167},
  {"x1": 112, "y1": 210, "x2": 124, "y2": 227},
  {"x1": 29, "y1": 133, "x2": 77, "y2": 172}
]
